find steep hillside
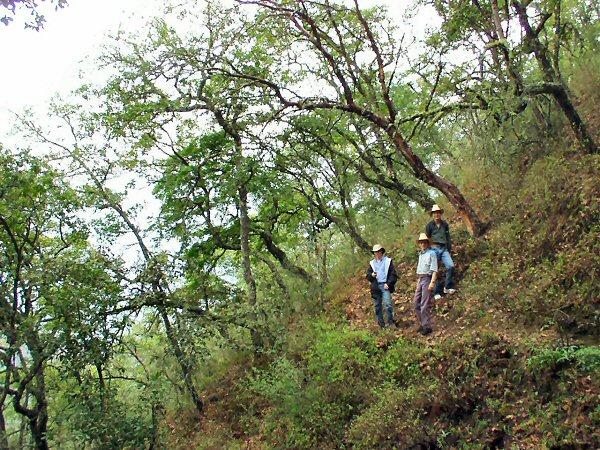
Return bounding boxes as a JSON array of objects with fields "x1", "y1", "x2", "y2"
[{"x1": 162, "y1": 149, "x2": 600, "y2": 449}]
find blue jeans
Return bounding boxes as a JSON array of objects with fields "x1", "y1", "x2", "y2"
[
  {"x1": 431, "y1": 246, "x2": 455, "y2": 293},
  {"x1": 372, "y1": 282, "x2": 394, "y2": 327}
]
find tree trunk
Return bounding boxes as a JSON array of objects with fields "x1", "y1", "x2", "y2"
[
  {"x1": 388, "y1": 129, "x2": 489, "y2": 236},
  {"x1": 0, "y1": 409, "x2": 9, "y2": 450},
  {"x1": 342, "y1": 219, "x2": 371, "y2": 252},
  {"x1": 338, "y1": 177, "x2": 372, "y2": 253},
  {"x1": 258, "y1": 230, "x2": 314, "y2": 283},
  {"x1": 160, "y1": 309, "x2": 204, "y2": 414},
  {"x1": 551, "y1": 87, "x2": 598, "y2": 154},
  {"x1": 261, "y1": 257, "x2": 291, "y2": 300},
  {"x1": 29, "y1": 414, "x2": 49, "y2": 450},
  {"x1": 30, "y1": 373, "x2": 49, "y2": 450},
  {"x1": 234, "y1": 145, "x2": 262, "y2": 350},
  {"x1": 318, "y1": 233, "x2": 330, "y2": 311}
]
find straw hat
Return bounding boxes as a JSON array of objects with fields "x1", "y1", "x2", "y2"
[
  {"x1": 371, "y1": 244, "x2": 385, "y2": 253},
  {"x1": 417, "y1": 233, "x2": 430, "y2": 243},
  {"x1": 430, "y1": 204, "x2": 443, "y2": 214}
]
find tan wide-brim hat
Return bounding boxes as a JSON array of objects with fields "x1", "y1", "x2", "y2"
[
  {"x1": 371, "y1": 244, "x2": 385, "y2": 253},
  {"x1": 417, "y1": 233, "x2": 430, "y2": 243},
  {"x1": 430, "y1": 204, "x2": 444, "y2": 214}
]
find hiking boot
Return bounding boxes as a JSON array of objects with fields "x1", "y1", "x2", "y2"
[
  {"x1": 419, "y1": 327, "x2": 433, "y2": 336},
  {"x1": 386, "y1": 321, "x2": 397, "y2": 328},
  {"x1": 434, "y1": 294, "x2": 442, "y2": 301},
  {"x1": 444, "y1": 288, "x2": 456, "y2": 295}
]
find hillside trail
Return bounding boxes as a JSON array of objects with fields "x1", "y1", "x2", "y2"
[{"x1": 340, "y1": 260, "x2": 562, "y2": 349}]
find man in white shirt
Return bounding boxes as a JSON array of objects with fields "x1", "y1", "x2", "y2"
[{"x1": 366, "y1": 244, "x2": 398, "y2": 328}]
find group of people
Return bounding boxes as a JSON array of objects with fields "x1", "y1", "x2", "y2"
[{"x1": 366, "y1": 205, "x2": 456, "y2": 335}]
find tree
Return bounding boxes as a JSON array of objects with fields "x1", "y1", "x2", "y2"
[
  {"x1": 1, "y1": 0, "x2": 67, "y2": 29},
  {"x1": 17, "y1": 109, "x2": 209, "y2": 415},
  {"x1": 97, "y1": 5, "x2": 324, "y2": 345},
  {"x1": 0, "y1": 150, "x2": 126, "y2": 449},
  {"x1": 224, "y1": 0, "x2": 489, "y2": 236},
  {"x1": 427, "y1": 0, "x2": 597, "y2": 154}
]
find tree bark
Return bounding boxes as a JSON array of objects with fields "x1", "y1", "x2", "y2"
[
  {"x1": 388, "y1": 129, "x2": 489, "y2": 236},
  {"x1": 0, "y1": 409, "x2": 9, "y2": 450},
  {"x1": 257, "y1": 229, "x2": 314, "y2": 283},
  {"x1": 261, "y1": 256, "x2": 291, "y2": 301},
  {"x1": 29, "y1": 411, "x2": 49, "y2": 450},
  {"x1": 17, "y1": 370, "x2": 49, "y2": 450}
]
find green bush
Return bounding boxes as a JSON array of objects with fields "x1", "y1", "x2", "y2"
[
  {"x1": 54, "y1": 381, "x2": 152, "y2": 449},
  {"x1": 305, "y1": 322, "x2": 378, "y2": 385},
  {"x1": 345, "y1": 383, "x2": 438, "y2": 450},
  {"x1": 242, "y1": 322, "x2": 390, "y2": 448},
  {"x1": 527, "y1": 345, "x2": 600, "y2": 373},
  {"x1": 378, "y1": 338, "x2": 428, "y2": 384}
]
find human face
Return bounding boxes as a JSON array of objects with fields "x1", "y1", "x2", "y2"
[
  {"x1": 418, "y1": 241, "x2": 429, "y2": 251},
  {"x1": 433, "y1": 211, "x2": 442, "y2": 222},
  {"x1": 374, "y1": 250, "x2": 384, "y2": 260}
]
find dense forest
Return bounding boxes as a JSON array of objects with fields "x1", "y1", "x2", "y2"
[{"x1": 1, "y1": 0, "x2": 599, "y2": 448}]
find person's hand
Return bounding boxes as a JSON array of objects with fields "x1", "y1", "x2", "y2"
[
  {"x1": 428, "y1": 282, "x2": 435, "y2": 292},
  {"x1": 384, "y1": 283, "x2": 389, "y2": 290}
]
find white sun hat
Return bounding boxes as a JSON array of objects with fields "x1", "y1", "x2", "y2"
[{"x1": 371, "y1": 244, "x2": 385, "y2": 253}]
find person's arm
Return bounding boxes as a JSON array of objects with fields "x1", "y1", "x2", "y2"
[
  {"x1": 429, "y1": 271, "x2": 438, "y2": 291},
  {"x1": 386, "y1": 259, "x2": 398, "y2": 290},
  {"x1": 428, "y1": 253, "x2": 438, "y2": 291},
  {"x1": 415, "y1": 255, "x2": 420, "y2": 289},
  {"x1": 425, "y1": 221, "x2": 432, "y2": 238},
  {"x1": 366, "y1": 265, "x2": 376, "y2": 281},
  {"x1": 445, "y1": 222, "x2": 452, "y2": 252}
]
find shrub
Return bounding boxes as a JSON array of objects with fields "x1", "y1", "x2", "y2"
[
  {"x1": 305, "y1": 322, "x2": 379, "y2": 386},
  {"x1": 378, "y1": 337, "x2": 428, "y2": 384},
  {"x1": 345, "y1": 383, "x2": 439, "y2": 450},
  {"x1": 245, "y1": 322, "x2": 383, "y2": 448},
  {"x1": 527, "y1": 345, "x2": 600, "y2": 373}
]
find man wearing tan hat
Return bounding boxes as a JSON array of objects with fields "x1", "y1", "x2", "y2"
[
  {"x1": 414, "y1": 233, "x2": 438, "y2": 335},
  {"x1": 366, "y1": 244, "x2": 398, "y2": 328},
  {"x1": 425, "y1": 204, "x2": 456, "y2": 299}
]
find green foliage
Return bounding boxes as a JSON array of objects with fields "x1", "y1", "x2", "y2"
[
  {"x1": 305, "y1": 322, "x2": 378, "y2": 385},
  {"x1": 246, "y1": 358, "x2": 340, "y2": 448},
  {"x1": 378, "y1": 338, "x2": 428, "y2": 384},
  {"x1": 345, "y1": 384, "x2": 437, "y2": 450},
  {"x1": 3, "y1": 0, "x2": 600, "y2": 447},
  {"x1": 590, "y1": 404, "x2": 600, "y2": 425},
  {"x1": 527, "y1": 345, "x2": 600, "y2": 373},
  {"x1": 51, "y1": 378, "x2": 153, "y2": 449},
  {"x1": 1, "y1": 0, "x2": 67, "y2": 29},
  {"x1": 244, "y1": 322, "x2": 381, "y2": 448}
]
